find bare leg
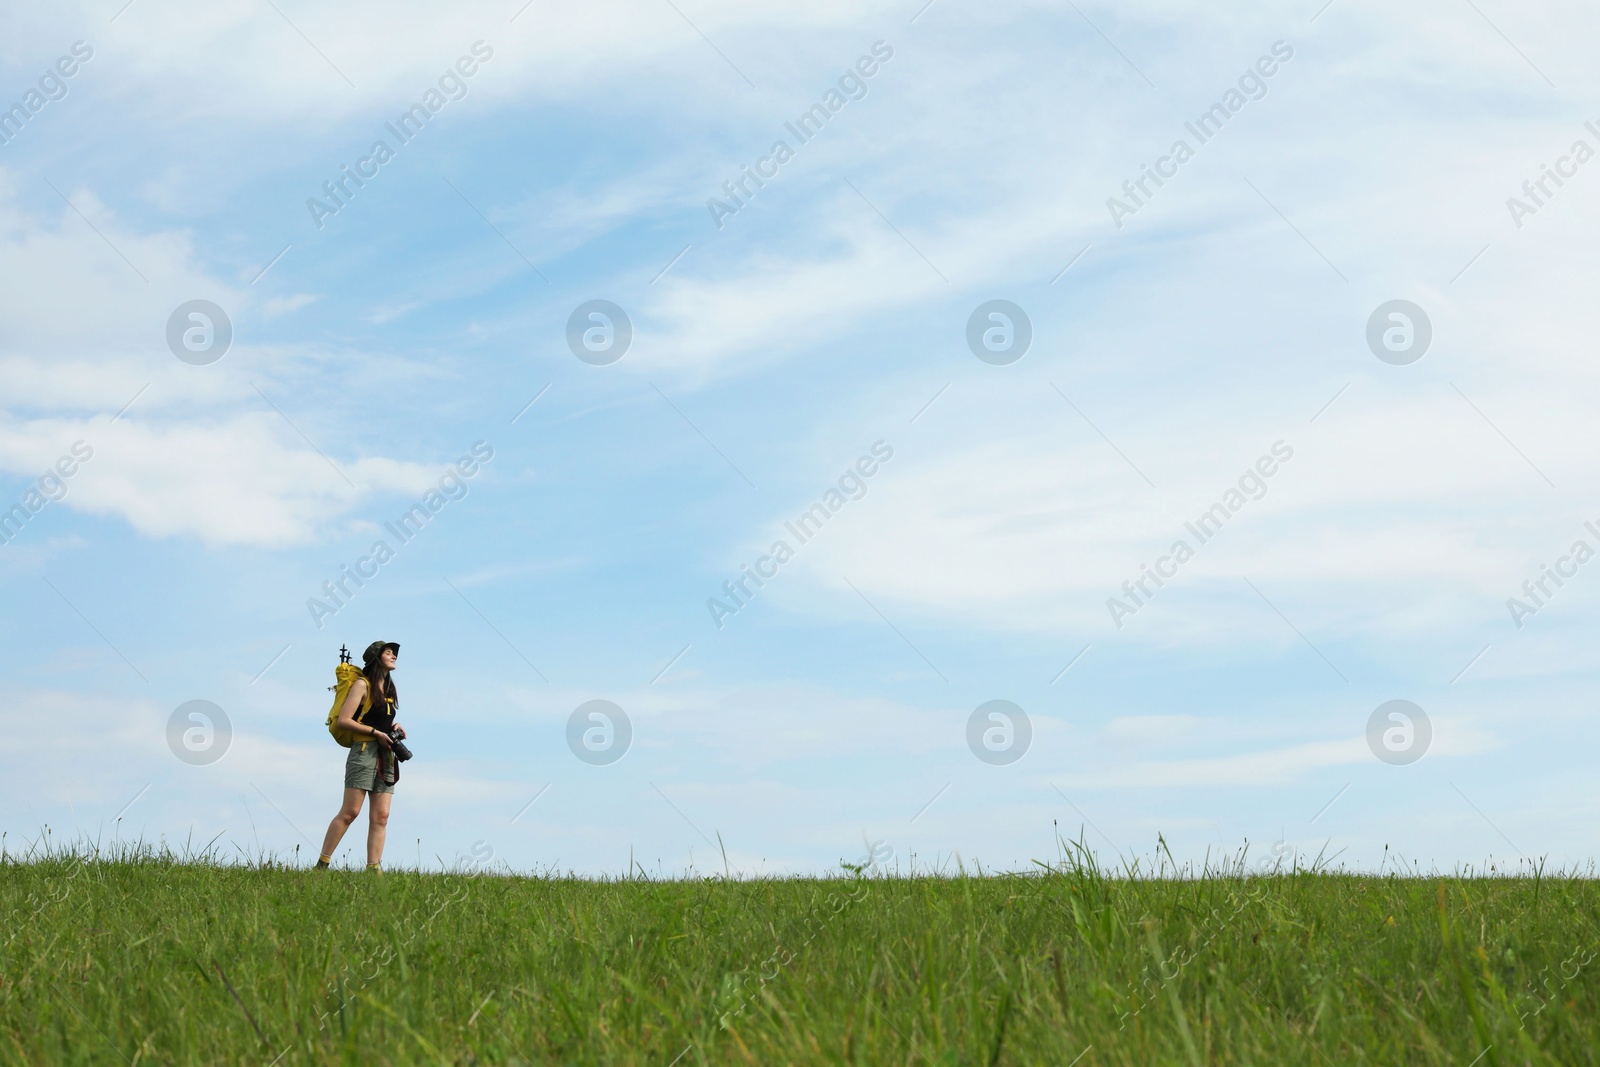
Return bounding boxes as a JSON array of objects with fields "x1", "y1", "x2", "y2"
[
  {"x1": 367, "y1": 792, "x2": 392, "y2": 867},
  {"x1": 320, "y1": 787, "x2": 366, "y2": 861}
]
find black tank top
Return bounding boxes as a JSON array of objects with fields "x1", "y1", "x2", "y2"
[{"x1": 364, "y1": 686, "x2": 396, "y2": 735}]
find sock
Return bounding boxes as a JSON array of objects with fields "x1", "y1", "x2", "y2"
[
  {"x1": 367, "y1": 862, "x2": 381, "y2": 871},
  {"x1": 319, "y1": 853, "x2": 333, "y2": 864}
]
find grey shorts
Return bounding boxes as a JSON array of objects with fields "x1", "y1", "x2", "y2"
[{"x1": 344, "y1": 740, "x2": 395, "y2": 795}]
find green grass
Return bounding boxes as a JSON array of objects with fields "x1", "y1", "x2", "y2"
[{"x1": 4, "y1": 838, "x2": 1599, "y2": 1065}]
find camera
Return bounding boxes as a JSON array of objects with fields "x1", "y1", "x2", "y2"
[{"x1": 381, "y1": 727, "x2": 411, "y2": 787}]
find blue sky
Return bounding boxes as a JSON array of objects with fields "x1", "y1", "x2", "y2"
[{"x1": 3, "y1": 0, "x2": 1599, "y2": 875}]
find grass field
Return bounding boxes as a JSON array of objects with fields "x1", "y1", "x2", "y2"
[{"x1": 3, "y1": 838, "x2": 1598, "y2": 1065}]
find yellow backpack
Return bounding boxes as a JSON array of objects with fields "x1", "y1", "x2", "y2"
[{"x1": 325, "y1": 648, "x2": 373, "y2": 747}]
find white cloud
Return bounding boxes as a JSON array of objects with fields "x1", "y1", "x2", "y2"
[
  {"x1": 763, "y1": 401, "x2": 1560, "y2": 644},
  {"x1": 0, "y1": 185, "x2": 471, "y2": 546},
  {"x1": 0, "y1": 412, "x2": 444, "y2": 546},
  {"x1": 1102, "y1": 714, "x2": 1203, "y2": 747},
  {"x1": 4, "y1": 0, "x2": 897, "y2": 122},
  {"x1": 261, "y1": 293, "x2": 319, "y2": 316},
  {"x1": 1055, "y1": 719, "x2": 1499, "y2": 790}
]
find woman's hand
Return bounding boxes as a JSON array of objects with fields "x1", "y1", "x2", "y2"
[{"x1": 373, "y1": 731, "x2": 393, "y2": 750}]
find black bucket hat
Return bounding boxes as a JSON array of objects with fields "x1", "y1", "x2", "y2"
[{"x1": 362, "y1": 640, "x2": 400, "y2": 664}]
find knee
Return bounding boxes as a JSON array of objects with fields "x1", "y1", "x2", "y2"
[
  {"x1": 370, "y1": 809, "x2": 390, "y2": 829},
  {"x1": 337, "y1": 807, "x2": 360, "y2": 826}
]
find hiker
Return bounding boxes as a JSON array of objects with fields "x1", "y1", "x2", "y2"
[{"x1": 315, "y1": 641, "x2": 404, "y2": 871}]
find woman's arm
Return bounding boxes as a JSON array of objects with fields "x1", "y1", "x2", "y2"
[{"x1": 335, "y1": 679, "x2": 390, "y2": 746}]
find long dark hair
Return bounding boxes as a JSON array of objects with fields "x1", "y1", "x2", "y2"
[{"x1": 362, "y1": 659, "x2": 397, "y2": 712}]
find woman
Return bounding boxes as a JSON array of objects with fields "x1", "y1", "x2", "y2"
[{"x1": 315, "y1": 640, "x2": 404, "y2": 871}]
